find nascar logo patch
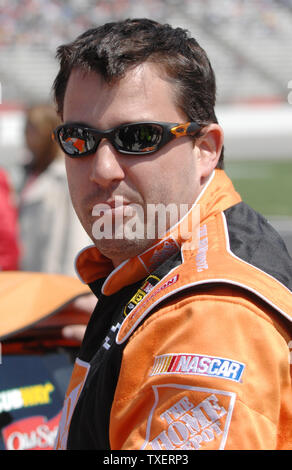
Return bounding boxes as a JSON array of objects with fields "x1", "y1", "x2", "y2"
[{"x1": 150, "y1": 353, "x2": 245, "y2": 383}]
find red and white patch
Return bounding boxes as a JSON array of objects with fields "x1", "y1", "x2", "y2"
[{"x1": 141, "y1": 384, "x2": 236, "y2": 450}]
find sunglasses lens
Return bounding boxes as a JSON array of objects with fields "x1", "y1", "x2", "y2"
[
  {"x1": 58, "y1": 127, "x2": 98, "y2": 156},
  {"x1": 114, "y1": 123, "x2": 163, "y2": 153}
]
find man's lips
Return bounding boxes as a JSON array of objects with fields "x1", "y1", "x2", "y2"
[
  {"x1": 91, "y1": 198, "x2": 134, "y2": 217},
  {"x1": 103, "y1": 199, "x2": 130, "y2": 208}
]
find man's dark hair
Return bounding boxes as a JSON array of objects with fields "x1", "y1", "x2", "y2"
[{"x1": 53, "y1": 18, "x2": 224, "y2": 167}]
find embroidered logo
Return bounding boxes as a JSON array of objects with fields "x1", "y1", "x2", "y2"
[
  {"x1": 141, "y1": 384, "x2": 236, "y2": 450},
  {"x1": 123, "y1": 275, "x2": 160, "y2": 317},
  {"x1": 195, "y1": 224, "x2": 208, "y2": 272},
  {"x1": 150, "y1": 353, "x2": 245, "y2": 383},
  {"x1": 116, "y1": 274, "x2": 180, "y2": 344}
]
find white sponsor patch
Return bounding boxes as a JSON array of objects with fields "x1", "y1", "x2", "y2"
[{"x1": 150, "y1": 353, "x2": 245, "y2": 383}]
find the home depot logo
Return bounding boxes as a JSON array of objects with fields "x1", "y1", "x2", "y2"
[{"x1": 141, "y1": 385, "x2": 236, "y2": 451}]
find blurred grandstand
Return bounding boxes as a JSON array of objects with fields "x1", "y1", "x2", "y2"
[
  {"x1": 0, "y1": 0, "x2": 292, "y2": 253},
  {"x1": 1, "y1": 0, "x2": 292, "y2": 104}
]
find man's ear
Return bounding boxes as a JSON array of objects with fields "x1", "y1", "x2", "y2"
[{"x1": 195, "y1": 124, "x2": 224, "y2": 183}]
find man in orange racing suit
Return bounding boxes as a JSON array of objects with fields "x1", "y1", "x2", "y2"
[{"x1": 53, "y1": 19, "x2": 292, "y2": 450}]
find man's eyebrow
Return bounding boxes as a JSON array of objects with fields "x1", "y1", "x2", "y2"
[{"x1": 63, "y1": 120, "x2": 96, "y2": 127}]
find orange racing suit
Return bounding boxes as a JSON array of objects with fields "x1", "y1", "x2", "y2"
[{"x1": 55, "y1": 169, "x2": 292, "y2": 450}]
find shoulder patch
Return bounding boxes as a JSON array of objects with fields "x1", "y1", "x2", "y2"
[
  {"x1": 150, "y1": 353, "x2": 245, "y2": 383},
  {"x1": 141, "y1": 384, "x2": 236, "y2": 450}
]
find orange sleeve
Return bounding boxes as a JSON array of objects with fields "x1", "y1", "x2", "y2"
[{"x1": 109, "y1": 288, "x2": 292, "y2": 450}]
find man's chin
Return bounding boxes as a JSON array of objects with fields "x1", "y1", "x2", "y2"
[{"x1": 94, "y1": 236, "x2": 156, "y2": 265}]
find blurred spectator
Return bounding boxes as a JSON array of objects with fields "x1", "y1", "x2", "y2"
[
  {"x1": 0, "y1": 167, "x2": 20, "y2": 270},
  {"x1": 18, "y1": 103, "x2": 91, "y2": 276}
]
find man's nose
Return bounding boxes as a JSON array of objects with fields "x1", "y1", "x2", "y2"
[{"x1": 89, "y1": 139, "x2": 125, "y2": 187}]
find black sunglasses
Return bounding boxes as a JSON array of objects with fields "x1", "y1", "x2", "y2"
[{"x1": 53, "y1": 121, "x2": 201, "y2": 157}]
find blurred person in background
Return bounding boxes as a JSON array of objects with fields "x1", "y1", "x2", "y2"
[
  {"x1": 18, "y1": 103, "x2": 91, "y2": 276},
  {"x1": 0, "y1": 167, "x2": 20, "y2": 270}
]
